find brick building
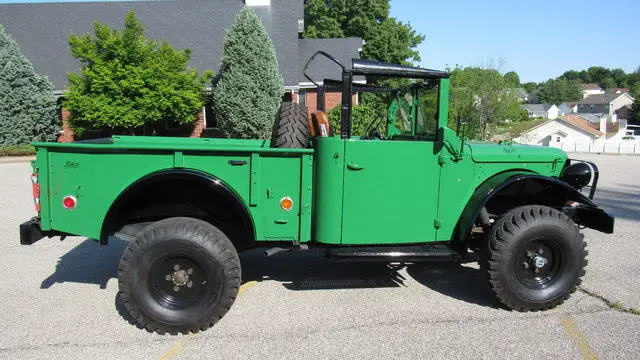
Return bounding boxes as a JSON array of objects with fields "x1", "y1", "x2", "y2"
[{"x1": 0, "y1": 0, "x2": 362, "y2": 141}]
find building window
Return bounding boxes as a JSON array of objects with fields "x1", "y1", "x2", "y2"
[
  {"x1": 556, "y1": 136, "x2": 561, "y2": 142},
  {"x1": 299, "y1": 90, "x2": 306, "y2": 107}
]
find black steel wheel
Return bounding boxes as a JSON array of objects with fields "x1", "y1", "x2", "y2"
[
  {"x1": 118, "y1": 217, "x2": 240, "y2": 334},
  {"x1": 482, "y1": 205, "x2": 587, "y2": 311},
  {"x1": 514, "y1": 239, "x2": 562, "y2": 289}
]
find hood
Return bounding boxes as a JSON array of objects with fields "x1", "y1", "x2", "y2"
[{"x1": 468, "y1": 142, "x2": 567, "y2": 163}]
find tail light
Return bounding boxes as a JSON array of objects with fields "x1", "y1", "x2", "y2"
[{"x1": 30, "y1": 173, "x2": 41, "y2": 213}]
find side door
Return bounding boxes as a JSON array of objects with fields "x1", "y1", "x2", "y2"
[{"x1": 340, "y1": 139, "x2": 441, "y2": 245}]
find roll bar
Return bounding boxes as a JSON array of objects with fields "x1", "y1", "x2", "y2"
[{"x1": 302, "y1": 51, "x2": 450, "y2": 139}]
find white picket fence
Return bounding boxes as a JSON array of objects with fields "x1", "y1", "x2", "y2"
[{"x1": 557, "y1": 140, "x2": 640, "y2": 154}]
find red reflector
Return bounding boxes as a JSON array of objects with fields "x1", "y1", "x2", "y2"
[
  {"x1": 63, "y1": 196, "x2": 77, "y2": 210},
  {"x1": 31, "y1": 173, "x2": 41, "y2": 213}
]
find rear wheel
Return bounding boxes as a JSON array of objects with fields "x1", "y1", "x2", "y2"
[
  {"x1": 118, "y1": 217, "x2": 240, "y2": 334},
  {"x1": 482, "y1": 205, "x2": 587, "y2": 311},
  {"x1": 270, "y1": 102, "x2": 309, "y2": 148}
]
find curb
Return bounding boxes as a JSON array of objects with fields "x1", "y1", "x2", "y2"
[{"x1": 0, "y1": 156, "x2": 36, "y2": 164}]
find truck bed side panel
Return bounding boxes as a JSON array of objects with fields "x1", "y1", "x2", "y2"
[{"x1": 42, "y1": 146, "x2": 310, "y2": 242}]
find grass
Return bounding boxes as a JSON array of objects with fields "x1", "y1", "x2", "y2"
[
  {"x1": 0, "y1": 144, "x2": 36, "y2": 157},
  {"x1": 579, "y1": 286, "x2": 640, "y2": 316},
  {"x1": 496, "y1": 118, "x2": 547, "y2": 139}
]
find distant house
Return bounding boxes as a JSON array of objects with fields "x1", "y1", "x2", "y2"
[
  {"x1": 558, "y1": 102, "x2": 578, "y2": 115},
  {"x1": 577, "y1": 93, "x2": 635, "y2": 119},
  {"x1": 514, "y1": 114, "x2": 604, "y2": 148},
  {"x1": 505, "y1": 88, "x2": 529, "y2": 102},
  {"x1": 521, "y1": 104, "x2": 559, "y2": 119},
  {"x1": 581, "y1": 83, "x2": 605, "y2": 99},
  {"x1": 606, "y1": 88, "x2": 630, "y2": 95}
]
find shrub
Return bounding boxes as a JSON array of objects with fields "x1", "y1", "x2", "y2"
[
  {"x1": 64, "y1": 12, "x2": 211, "y2": 137},
  {"x1": 0, "y1": 144, "x2": 36, "y2": 157},
  {"x1": 328, "y1": 104, "x2": 380, "y2": 137}
]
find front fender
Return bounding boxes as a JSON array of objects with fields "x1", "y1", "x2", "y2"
[{"x1": 456, "y1": 172, "x2": 614, "y2": 248}]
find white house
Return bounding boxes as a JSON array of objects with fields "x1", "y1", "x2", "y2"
[
  {"x1": 581, "y1": 83, "x2": 605, "y2": 99},
  {"x1": 558, "y1": 102, "x2": 578, "y2": 115},
  {"x1": 521, "y1": 104, "x2": 559, "y2": 119},
  {"x1": 514, "y1": 115, "x2": 604, "y2": 148}
]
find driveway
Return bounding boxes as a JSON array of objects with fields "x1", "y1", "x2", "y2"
[{"x1": 0, "y1": 153, "x2": 638, "y2": 359}]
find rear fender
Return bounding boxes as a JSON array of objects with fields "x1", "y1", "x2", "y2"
[{"x1": 100, "y1": 169, "x2": 255, "y2": 249}]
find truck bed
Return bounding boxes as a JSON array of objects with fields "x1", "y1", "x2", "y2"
[{"x1": 31, "y1": 136, "x2": 314, "y2": 243}]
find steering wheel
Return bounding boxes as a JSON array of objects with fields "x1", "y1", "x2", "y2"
[
  {"x1": 368, "y1": 127, "x2": 384, "y2": 140},
  {"x1": 363, "y1": 115, "x2": 385, "y2": 140}
]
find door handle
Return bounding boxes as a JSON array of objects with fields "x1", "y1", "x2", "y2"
[
  {"x1": 347, "y1": 163, "x2": 364, "y2": 171},
  {"x1": 228, "y1": 160, "x2": 247, "y2": 166}
]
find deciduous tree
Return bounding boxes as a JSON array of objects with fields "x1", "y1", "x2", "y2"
[
  {"x1": 449, "y1": 67, "x2": 527, "y2": 140},
  {"x1": 504, "y1": 71, "x2": 520, "y2": 87},
  {"x1": 302, "y1": 0, "x2": 424, "y2": 65},
  {"x1": 537, "y1": 78, "x2": 581, "y2": 104}
]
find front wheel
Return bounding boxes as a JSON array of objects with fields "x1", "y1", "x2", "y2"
[
  {"x1": 118, "y1": 217, "x2": 241, "y2": 334},
  {"x1": 482, "y1": 205, "x2": 587, "y2": 311}
]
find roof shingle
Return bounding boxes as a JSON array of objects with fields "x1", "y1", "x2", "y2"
[
  {"x1": 582, "y1": 83, "x2": 603, "y2": 91},
  {"x1": 559, "y1": 114, "x2": 604, "y2": 136}
]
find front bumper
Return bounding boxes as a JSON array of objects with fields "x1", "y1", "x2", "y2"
[
  {"x1": 19, "y1": 218, "x2": 66, "y2": 245},
  {"x1": 564, "y1": 204, "x2": 615, "y2": 234}
]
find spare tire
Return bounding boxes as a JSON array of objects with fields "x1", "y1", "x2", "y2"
[{"x1": 270, "y1": 102, "x2": 309, "y2": 148}]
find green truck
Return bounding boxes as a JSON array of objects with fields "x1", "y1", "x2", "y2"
[{"x1": 20, "y1": 52, "x2": 614, "y2": 334}]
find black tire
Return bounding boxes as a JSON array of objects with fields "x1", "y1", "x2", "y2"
[
  {"x1": 270, "y1": 101, "x2": 309, "y2": 148},
  {"x1": 482, "y1": 205, "x2": 587, "y2": 311},
  {"x1": 118, "y1": 217, "x2": 240, "y2": 335}
]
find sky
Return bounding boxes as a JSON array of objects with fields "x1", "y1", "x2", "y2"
[{"x1": 390, "y1": 0, "x2": 640, "y2": 83}]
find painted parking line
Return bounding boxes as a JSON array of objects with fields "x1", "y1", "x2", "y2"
[
  {"x1": 238, "y1": 280, "x2": 257, "y2": 296},
  {"x1": 158, "y1": 333, "x2": 198, "y2": 360},
  {"x1": 560, "y1": 317, "x2": 598, "y2": 360},
  {"x1": 156, "y1": 280, "x2": 258, "y2": 360}
]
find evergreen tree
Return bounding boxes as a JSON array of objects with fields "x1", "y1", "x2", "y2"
[
  {"x1": 64, "y1": 12, "x2": 209, "y2": 136},
  {"x1": 213, "y1": 7, "x2": 284, "y2": 139},
  {"x1": 0, "y1": 24, "x2": 58, "y2": 146}
]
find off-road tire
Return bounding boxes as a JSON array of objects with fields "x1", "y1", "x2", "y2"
[
  {"x1": 482, "y1": 205, "x2": 587, "y2": 311},
  {"x1": 118, "y1": 217, "x2": 241, "y2": 335},
  {"x1": 270, "y1": 101, "x2": 309, "y2": 148}
]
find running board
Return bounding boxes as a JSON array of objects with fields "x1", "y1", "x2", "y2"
[{"x1": 327, "y1": 244, "x2": 460, "y2": 262}]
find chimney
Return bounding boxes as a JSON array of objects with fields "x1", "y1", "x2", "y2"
[
  {"x1": 599, "y1": 117, "x2": 607, "y2": 134},
  {"x1": 245, "y1": 0, "x2": 270, "y2": 6}
]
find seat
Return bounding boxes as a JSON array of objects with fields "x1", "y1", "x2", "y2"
[{"x1": 311, "y1": 111, "x2": 331, "y2": 137}]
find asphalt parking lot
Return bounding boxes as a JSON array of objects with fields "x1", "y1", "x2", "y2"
[{"x1": 0, "y1": 153, "x2": 638, "y2": 359}]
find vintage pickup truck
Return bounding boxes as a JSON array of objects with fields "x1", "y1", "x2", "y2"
[{"x1": 20, "y1": 53, "x2": 614, "y2": 334}]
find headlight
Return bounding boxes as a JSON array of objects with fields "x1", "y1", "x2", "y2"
[{"x1": 562, "y1": 162, "x2": 592, "y2": 189}]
